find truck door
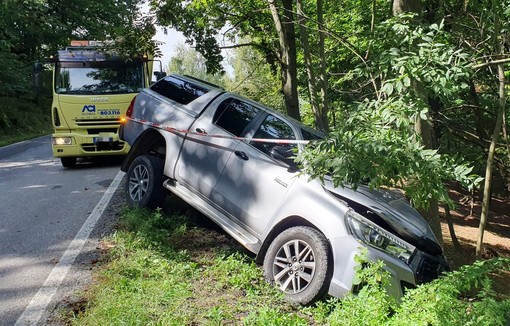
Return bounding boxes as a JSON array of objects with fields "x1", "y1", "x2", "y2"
[
  {"x1": 176, "y1": 96, "x2": 261, "y2": 197},
  {"x1": 210, "y1": 113, "x2": 298, "y2": 235}
]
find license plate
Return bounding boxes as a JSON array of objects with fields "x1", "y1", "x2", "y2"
[{"x1": 93, "y1": 137, "x2": 113, "y2": 144}]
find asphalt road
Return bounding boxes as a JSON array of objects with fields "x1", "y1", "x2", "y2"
[{"x1": 0, "y1": 136, "x2": 125, "y2": 325}]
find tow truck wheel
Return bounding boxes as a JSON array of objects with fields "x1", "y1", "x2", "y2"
[
  {"x1": 61, "y1": 157, "x2": 76, "y2": 168},
  {"x1": 125, "y1": 155, "x2": 166, "y2": 209},
  {"x1": 263, "y1": 226, "x2": 331, "y2": 305}
]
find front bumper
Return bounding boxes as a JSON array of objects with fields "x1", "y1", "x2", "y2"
[
  {"x1": 328, "y1": 235, "x2": 448, "y2": 299},
  {"x1": 52, "y1": 132, "x2": 130, "y2": 158}
]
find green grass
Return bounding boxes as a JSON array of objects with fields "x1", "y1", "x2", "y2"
[
  {"x1": 0, "y1": 130, "x2": 52, "y2": 147},
  {"x1": 66, "y1": 207, "x2": 312, "y2": 325},
  {"x1": 0, "y1": 95, "x2": 52, "y2": 147},
  {"x1": 63, "y1": 202, "x2": 510, "y2": 325}
]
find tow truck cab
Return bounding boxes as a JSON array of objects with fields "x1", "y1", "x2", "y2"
[{"x1": 36, "y1": 40, "x2": 165, "y2": 167}]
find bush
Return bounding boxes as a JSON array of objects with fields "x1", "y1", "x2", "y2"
[
  {"x1": 0, "y1": 95, "x2": 51, "y2": 146},
  {"x1": 327, "y1": 253, "x2": 510, "y2": 326}
]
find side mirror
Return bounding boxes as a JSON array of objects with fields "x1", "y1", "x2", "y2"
[
  {"x1": 270, "y1": 146, "x2": 298, "y2": 170},
  {"x1": 154, "y1": 71, "x2": 167, "y2": 80}
]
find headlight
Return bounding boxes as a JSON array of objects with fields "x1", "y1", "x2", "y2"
[
  {"x1": 346, "y1": 209, "x2": 415, "y2": 264},
  {"x1": 52, "y1": 137, "x2": 72, "y2": 145}
]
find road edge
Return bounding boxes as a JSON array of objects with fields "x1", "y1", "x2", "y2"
[{"x1": 15, "y1": 171, "x2": 125, "y2": 326}]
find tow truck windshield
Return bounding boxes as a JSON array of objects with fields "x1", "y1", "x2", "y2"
[{"x1": 55, "y1": 61, "x2": 144, "y2": 95}]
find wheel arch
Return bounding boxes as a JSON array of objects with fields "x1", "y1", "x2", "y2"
[
  {"x1": 256, "y1": 215, "x2": 332, "y2": 265},
  {"x1": 124, "y1": 154, "x2": 166, "y2": 209},
  {"x1": 121, "y1": 129, "x2": 166, "y2": 172}
]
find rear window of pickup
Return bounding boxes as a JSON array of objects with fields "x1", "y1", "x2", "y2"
[{"x1": 150, "y1": 76, "x2": 209, "y2": 104}]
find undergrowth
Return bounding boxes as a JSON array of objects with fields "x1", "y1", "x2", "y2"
[
  {"x1": 0, "y1": 95, "x2": 51, "y2": 147},
  {"x1": 66, "y1": 207, "x2": 510, "y2": 325}
]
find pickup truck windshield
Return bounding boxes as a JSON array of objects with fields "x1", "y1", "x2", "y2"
[
  {"x1": 150, "y1": 75, "x2": 209, "y2": 104},
  {"x1": 55, "y1": 61, "x2": 144, "y2": 95}
]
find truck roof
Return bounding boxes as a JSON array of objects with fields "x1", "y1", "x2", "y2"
[
  {"x1": 56, "y1": 50, "x2": 103, "y2": 61},
  {"x1": 54, "y1": 40, "x2": 143, "y2": 62},
  {"x1": 55, "y1": 49, "x2": 121, "y2": 62}
]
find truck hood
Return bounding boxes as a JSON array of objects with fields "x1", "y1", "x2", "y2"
[{"x1": 323, "y1": 178, "x2": 442, "y2": 255}]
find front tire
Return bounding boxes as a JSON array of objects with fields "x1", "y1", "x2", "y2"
[
  {"x1": 125, "y1": 155, "x2": 166, "y2": 209},
  {"x1": 263, "y1": 226, "x2": 331, "y2": 305}
]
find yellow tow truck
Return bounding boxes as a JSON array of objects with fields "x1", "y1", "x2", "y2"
[{"x1": 36, "y1": 40, "x2": 164, "y2": 167}]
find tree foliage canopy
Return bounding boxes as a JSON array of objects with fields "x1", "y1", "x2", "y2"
[
  {"x1": 2, "y1": 0, "x2": 510, "y2": 252},
  {"x1": 0, "y1": 0, "x2": 159, "y2": 97},
  {"x1": 298, "y1": 14, "x2": 481, "y2": 209}
]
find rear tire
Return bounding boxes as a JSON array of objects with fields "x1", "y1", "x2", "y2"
[
  {"x1": 125, "y1": 155, "x2": 166, "y2": 209},
  {"x1": 263, "y1": 226, "x2": 331, "y2": 305},
  {"x1": 61, "y1": 157, "x2": 76, "y2": 168}
]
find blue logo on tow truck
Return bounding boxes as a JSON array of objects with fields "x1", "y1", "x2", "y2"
[{"x1": 82, "y1": 105, "x2": 96, "y2": 113}]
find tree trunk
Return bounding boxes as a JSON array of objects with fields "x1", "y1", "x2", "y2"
[
  {"x1": 371, "y1": 0, "x2": 377, "y2": 32},
  {"x1": 468, "y1": 80, "x2": 490, "y2": 141},
  {"x1": 417, "y1": 196, "x2": 444, "y2": 246},
  {"x1": 445, "y1": 205, "x2": 461, "y2": 249},
  {"x1": 296, "y1": 0, "x2": 326, "y2": 131},
  {"x1": 392, "y1": 0, "x2": 444, "y2": 246},
  {"x1": 268, "y1": 0, "x2": 300, "y2": 120},
  {"x1": 317, "y1": 0, "x2": 330, "y2": 132},
  {"x1": 412, "y1": 79, "x2": 444, "y2": 245},
  {"x1": 502, "y1": 101, "x2": 510, "y2": 192},
  {"x1": 392, "y1": 0, "x2": 422, "y2": 15},
  {"x1": 475, "y1": 0, "x2": 506, "y2": 258},
  {"x1": 476, "y1": 62, "x2": 506, "y2": 258}
]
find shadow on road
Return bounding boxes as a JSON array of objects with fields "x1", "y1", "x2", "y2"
[{"x1": 65, "y1": 156, "x2": 126, "y2": 169}]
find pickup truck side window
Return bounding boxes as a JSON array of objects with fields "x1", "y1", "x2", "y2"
[
  {"x1": 213, "y1": 99, "x2": 260, "y2": 136},
  {"x1": 150, "y1": 76, "x2": 209, "y2": 104},
  {"x1": 301, "y1": 127, "x2": 324, "y2": 140},
  {"x1": 251, "y1": 114, "x2": 296, "y2": 156}
]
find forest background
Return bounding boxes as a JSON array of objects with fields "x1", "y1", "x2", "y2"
[{"x1": 1, "y1": 0, "x2": 509, "y2": 292}]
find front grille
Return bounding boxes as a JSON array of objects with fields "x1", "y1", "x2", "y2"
[
  {"x1": 87, "y1": 128, "x2": 118, "y2": 134},
  {"x1": 413, "y1": 253, "x2": 450, "y2": 284},
  {"x1": 76, "y1": 119, "x2": 121, "y2": 126},
  {"x1": 82, "y1": 141, "x2": 125, "y2": 152}
]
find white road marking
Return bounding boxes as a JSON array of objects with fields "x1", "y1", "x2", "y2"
[{"x1": 15, "y1": 171, "x2": 125, "y2": 326}]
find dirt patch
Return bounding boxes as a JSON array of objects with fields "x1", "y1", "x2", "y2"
[{"x1": 440, "y1": 188, "x2": 510, "y2": 296}]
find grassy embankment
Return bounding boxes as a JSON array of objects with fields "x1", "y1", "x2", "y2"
[
  {"x1": 0, "y1": 96, "x2": 52, "y2": 147},
  {"x1": 60, "y1": 196, "x2": 510, "y2": 325}
]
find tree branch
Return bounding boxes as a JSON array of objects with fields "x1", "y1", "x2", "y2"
[
  {"x1": 217, "y1": 42, "x2": 279, "y2": 61},
  {"x1": 472, "y1": 57, "x2": 510, "y2": 69}
]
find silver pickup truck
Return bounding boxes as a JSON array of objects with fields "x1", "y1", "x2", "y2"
[{"x1": 119, "y1": 74, "x2": 448, "y2": 305}]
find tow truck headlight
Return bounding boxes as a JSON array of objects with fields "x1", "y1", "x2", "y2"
[
  {"x1": 52, "y1": 137, "x2": 72, "y2": 145},
  {"x1": 346, "y1": 209, "x2": 415, "y2": 264}
]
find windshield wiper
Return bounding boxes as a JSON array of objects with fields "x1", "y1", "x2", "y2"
[
  {"x1": 102, "y1": 89, "x2": 135, "y2": 94},
  {"x1": 60, "y1": 90, "x2": 97, "y2": 95}
]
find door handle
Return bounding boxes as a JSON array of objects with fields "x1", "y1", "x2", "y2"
[
  {"x1": 196, "y1": 127, "x2": 207, "y2": 134},
  {"x1": 234, "y1": 150, "x2": 249, "y2": 160}
]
